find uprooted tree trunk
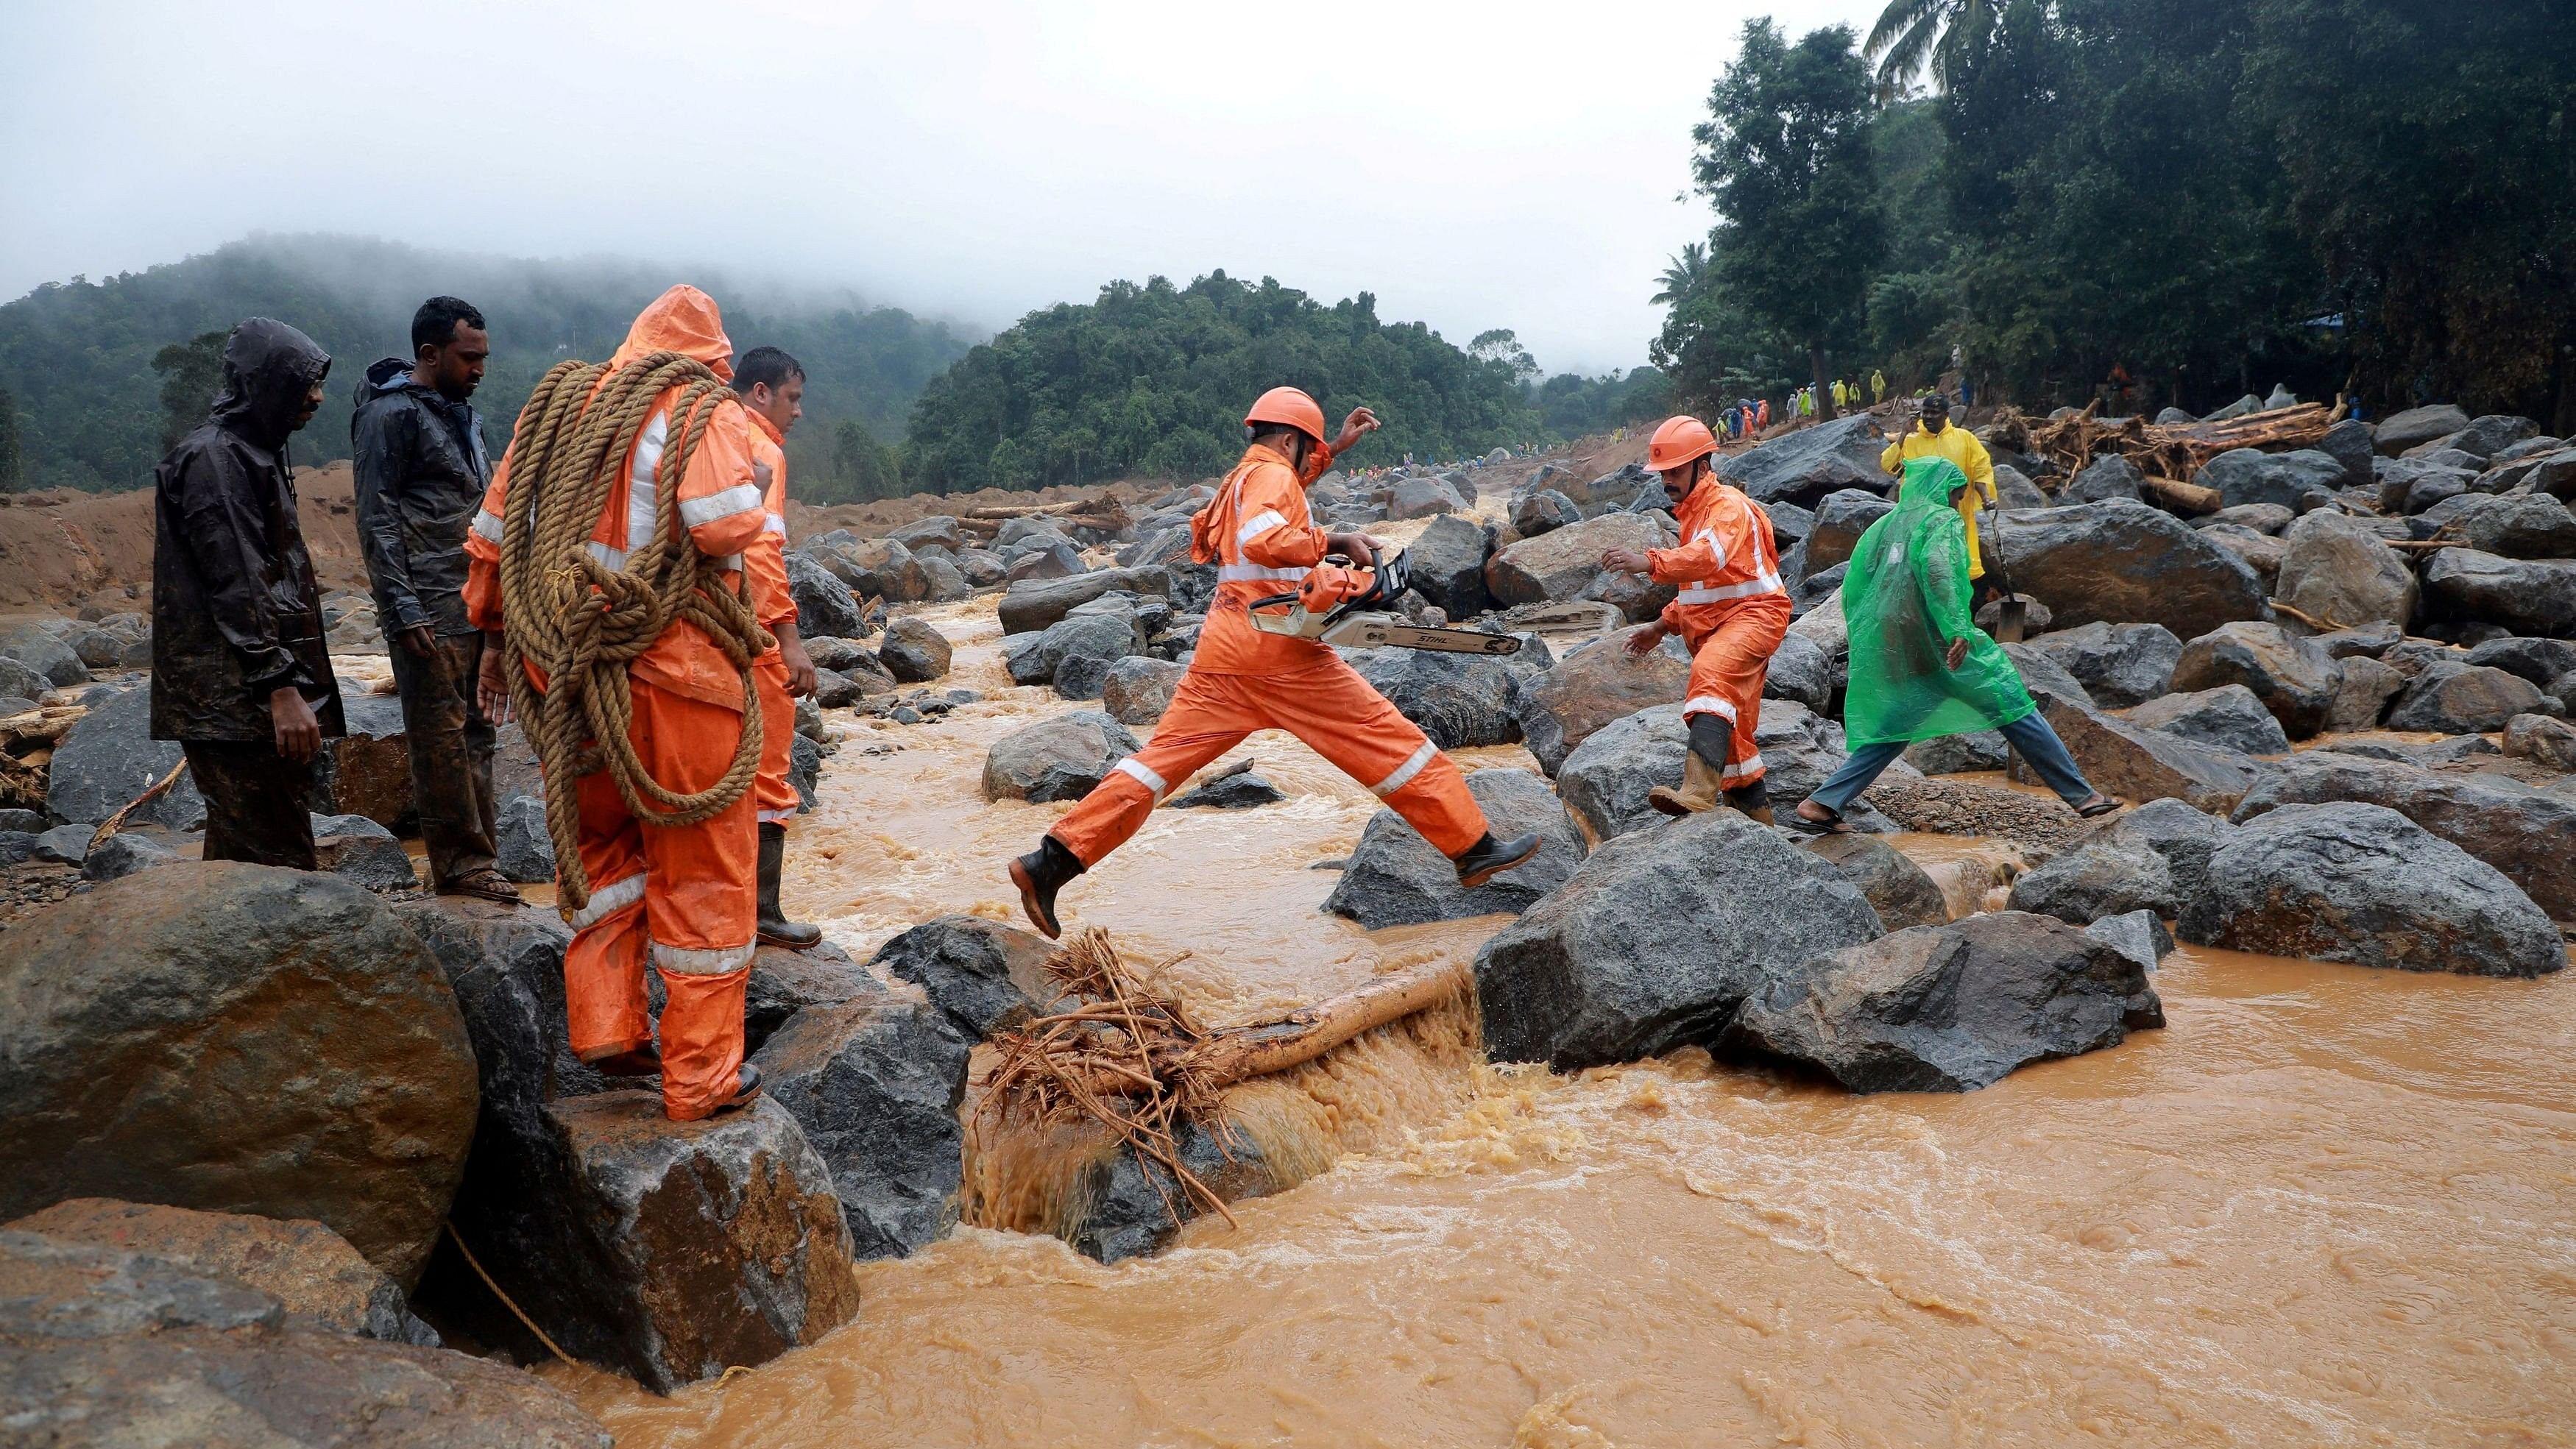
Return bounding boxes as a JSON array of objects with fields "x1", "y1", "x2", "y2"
[{"x1": 979, "y1": 929, "x2": 1471, "y2": 1225}]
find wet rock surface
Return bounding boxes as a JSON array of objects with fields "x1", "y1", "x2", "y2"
[
  {"x1": 2021, "y1": 692, "x2": 2265, "y2": 813},
  {"x1": 1514, "y1": 632, "x2": 1689, "y2": 776},
  {"x1": 2025, "y1": 622, "x2": 2182, "y2": 708},
  {"x1": 1325, "y1": 768, "x2": 1584, "y2": 927},
  {"x1": 2170, "y1": 621, "x2": 2340, "y2": 739},
  {"x1": 1485, "y1": 512, "x2": 1673, "y2": 607},
  {"x1": 1345, "y1": 645, "x2": 1525, "y2": 749},
  {"x1": 997, "y1": 567, "x2": 1172, "y2": 634},
  {"x1": 2122, "y1": 684, "x2": 2291, "y2": 756},
  {"x1": 2229, "y1": 751, "x2": 2576, "y2": 922},
  {"x1": 2006, "y1": 837, "x2": 2179, "y2": 926},
  {"x1": 1168, "y1": 768, "x2": 1285, "y2": 809},
  {"x1": 1100, "y1": 654, "x2": 1186, "y2": 724},
  {"x1": 1798, "y1": 831, "x2": 1951, "y2": 930},
  {"x1": 43, "y1": 682, "x2": 205, "y2": 829},
  {"x1": 879, "y1": 615, "x2": 955, "y2": 682},
  {"x1": 1988, "y1": 500, "x2": 2269, "y2": 641},
  {"x1": 982, "y1": 710, "x2": 1140, "y2": 802},
  {"x1": 752, "y1": 998, "x2": 973, "y2": 1261},
  {"x1": 874, "y1": 913, "x2": 1064, "y2": 1040}
]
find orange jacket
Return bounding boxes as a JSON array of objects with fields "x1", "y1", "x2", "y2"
[
  {"x1": 743, "y1": 411, "x2": 796, "y2": 633},
  {"x1": 1647, "y1": 473, "x2": 1786, "y2": 640},
  {"x1": 465, "y1": 286, "x2": 774, "y2": 709},
  {"x1": 1186, "y1": 439, "x2": 1337, "y2": 676}
]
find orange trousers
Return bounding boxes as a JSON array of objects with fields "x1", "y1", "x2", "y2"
[
  {"x1": 564, "y1": 679, "x2": 760, "y2": 1121},
  {"x1": 1049, "y1": 656, "x2": 1489, "y2": 867},
  {"x1": 754, "y1": 655, "x2": 799, "y2": 828},
  {"x1": 1674, "y1": 596, "x2": 1793, "y2": 787}
]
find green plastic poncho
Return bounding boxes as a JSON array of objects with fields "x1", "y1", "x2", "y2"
[{"x1": 1838, "y1": 457, "x2": 2036, "y2": 746}]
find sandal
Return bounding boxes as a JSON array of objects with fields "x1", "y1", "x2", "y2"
[
  {"x1": 440, "y1": 869, "x2": 526, "y2": 905},
  {"x1": 2075, "y1": 793, "x2": 2126, "y2": 818},
  {"x1": 1786, "y1": 805, "x2": 1853, "y2": 835}
]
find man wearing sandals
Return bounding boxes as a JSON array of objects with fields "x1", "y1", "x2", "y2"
[{"x1": 1791, "y1": 457, "x2": 2121, "y2": 833}]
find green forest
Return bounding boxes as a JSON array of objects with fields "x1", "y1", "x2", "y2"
[
  {"x1": 1659, "y1": 0, "x2": 2576, "y2": 429},
  {"x1": 0, "y1": 235, "x2": 972, "y2": 495}
]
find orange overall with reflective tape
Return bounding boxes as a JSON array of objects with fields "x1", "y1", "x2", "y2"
[
  {"x1": 744, "y1": 411, "x2": 802, "y2": 829},
  {"x1": 1647, "y1": 475, "x2": 1791, "y2": 787}
]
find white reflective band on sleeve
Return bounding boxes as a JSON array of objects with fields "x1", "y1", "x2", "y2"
[
  {"x1": 626, "y1": 413, "x2": 667, "y2": 548},
  {"x1": 1216, "y1": 563, "x2": 1310, "y2": 584},
  {"x1": 680, "y1": 483, "x2": 767, "y2": 528},
  {"x1": 1114, "y1": 757, "x2": 1169, "y2": 800},
  {"x1": 472, "y1": 509, "x2": 505, "y2": 543},
  {"x1": 1676, "y1": 573, "x2": 1784, "y2": 604},
  {"x1": 563, "y1": 872, "x2": 645, "y2": 929},
  {"x1": 1235, "y1": 509, "x2": 1289, "y2": 547},
  {"x1": 715, "y1": 553, "x2": 743, "y2": 572},
  {"x1": 1371, "y1": 740, "x2": 1437, "y2": 798},
  {"x1": 649, "y1": 939, "x2": 757, "y2": 977},
  {"x1": 757, "y1": 807, "x2": 799, "y2": 825},
  {"x1": 1721, "y1": 754, "x2": 1766, "y2": 782},
  {"x1": 584, "y1": 541, "x2": 629, "y2": 572},
  {"x1": 1680, "y1": 696, "x2": 1738, "y2": 722},
  {"x1": 1692, "y1": 525, "x2": 1727, "y2": 568},
  {"x1": 762, "y1": 514, "x2": 787, "y2": 537}
]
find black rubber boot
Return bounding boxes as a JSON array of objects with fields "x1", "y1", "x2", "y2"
[
  {"x1": 1723, "y1": 776, "x2": 1774, "y2": 826},
  {"x1": 1452, "y1": 831, "x2": 1543, "y2": 888},
  {"x1": 756, "y1": 823, "x2": 822, "y2": 949},
  {"x1": 1009, "y1": 835, "x2": 1086, "y2": 940},
  {"x1": 704, "y1": 1063, "x2": 763, "y2": 1117}
]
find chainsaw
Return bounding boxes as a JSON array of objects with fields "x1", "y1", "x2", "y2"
[{"x1": 1245, "y1": 545, "x2": 1521, "y2": 656}]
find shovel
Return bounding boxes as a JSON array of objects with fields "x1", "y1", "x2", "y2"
[{"x1": 1984, "y1": 497, "x2": 2029, "y2": 643}]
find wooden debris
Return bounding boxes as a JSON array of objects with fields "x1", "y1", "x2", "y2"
[
  {"x1": 0, "y1": 704, "x2": 82, "y2": 813},
  {"x1": 1992, "y1": 401, "x2": 2335, "y2": 486}
]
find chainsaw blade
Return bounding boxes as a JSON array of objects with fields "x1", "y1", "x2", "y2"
[{"x1": 1319, "y1": 615, "x2": 1522, "y2": 654}]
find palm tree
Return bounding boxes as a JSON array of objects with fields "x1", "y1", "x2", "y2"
[
  {"x1": 1864, "y1": 0, "x2": 2002, "y2": 99},
  {"x1": 1651, "y1": 242, "x2": 1710, "y2": 306}
]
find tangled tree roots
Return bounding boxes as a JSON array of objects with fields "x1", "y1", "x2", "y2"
[{"x1": 980, "y1": 928, "x2": 1473, "y2": 1228}]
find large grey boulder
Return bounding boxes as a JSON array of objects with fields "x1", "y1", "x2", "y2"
[
  {"x1": 2327, "y1": 654, "x2": 2407, "y2": 731},
  {"x1": 997, "y1": 567, "x2": 1172, "y2": 634},
  {"x1": 1007, "y1": 612, "x2": 1139, "y2": 695},
  {"x1": 1985, "y1": 500, "x2": 2269, "y2": 641},
  {"x1": 1763, "y1": 628, "x2": 1835, "y2": 711},
  {"x1": 751, "y1": 998, "x2": 973, "y2": 1261},
  {"x1": 1387, "y1": 474, "x2": 1465, "y2": 520},
  {"x1": 2198, "y1": 448, "x2": 2346, "y2": 511},
  {"x1": 2372, "y1": 403, "x2": 2470, "y2": 456},
  {"x1": 0, "y1": 864, "x2": 478, "y2": 1286},
  {"x1": 2123, "y1": 684, "x2": 2290, "y2": 755},
  {"x1": 2170, "y1": 621, "x2": 2340, "y2": 739},
  {"x1": 2467, "y1": 636, "x2": 2576, "y2": 689},
  {"x1": 2025, "y1": 621, "x2": 2182, "y2": 708},
  {"x1": 0, "y1": 624, "x2": 90, "y2": 687},
  {"x1": 2072, "y1": 796, "x2": 2234, "y2": 903},
  {"x1": 1510, "y1": 488, "x2": 1582, "y2": 537},
  {"x1": 2022, "y1": 692, "x2": 2265, "y2": 813},
  {"x1": 2229, "y1": 751, "x2": 2576, "y2": 921},
  {"x1": 1403, "y1": 514, "x2": 1497, "y2": 617},
  {"x1": 2182, "y1": 802, "x2": 2562, "y2": 977},
  {"x1": 495, "y1": 794, "x2": 556, "y2": 882},
  {"x1": 2410, "y1": 414, "x2": 2537, "y2": 461},
  {"x1": 1476, "y1": 809, "x2": 1883, "y2": 1069},
  {"x1": 2004, "y1": 837, "x2": 2179, "y2": 925},
  {"x1": 888, "y1": 514, "x2": 963, "y2": 551},
  {"x1": 2504, "y1": 712, "x2": 2576, "y2": 771},
  {"x1": 1798, "y1": 832, "x2": 1950, "y2": 930},
  {"x1": 878, "y1": 616, "x2": 953, "y2": 683},
  {"x1": 311, "y1": 811, "x2": 419, "y2": 891},
  {"x1": 1558, "y1": 701, "x2": 1846, "y2": 843},
  {"x1": 44, "y1": 684, "x2": 207, "y2": 829},
  {"x1": 2421, "y1": 550, "x2": 2576, "y2": 637},
  {"x1": 2062, "y1": 453, "x2": 2144, "y2": 504},
  {"x1": 785, "y1": 549, "x2": 866, "y2": 639},
  {"x1": 1324, "y1": 768, "x2": 1583, "y2": 927},
  {"x1": 1999, "y1": 642, "x2": 2098, "y2": 709},
  {"x1": 2276, "y1": 511, "x2": 2418, "y2": 631},
  {"x1": 1718, "y1": 414, "x2": 1890, "y2": 508},
  {"x1": 1485, "y1": 512, "x2": 1672, "y2": 607},
  {"x1": 1514, "y1": 632, "x2": 1689, "y2": 776},
  {"x1": 1345, "y1": 645, "x2": 1524, "y2": 749},
  {"x1": 2422, "y1": 492, "x2": 2576, "y2": 560},
  {"x1": 1802, "y1": 489, "x2": 1894, "y2": 573},
  {"x1": 981, "y1": 712, "x2": 1139, "y2": 803},
  {"x1": 1100, "y1": 655, "x2": 1186, "y2": 725},
  {"x1": 873, "y1": 914, "x2": 1062, "y2": 1041},
  {"x1": 1733, "y1": 912, "x2": 2165, "y2": 1093},
  {"x1": 2318, "y1": 417, "x2": 2377, "y2": 488},
  {"x1": 2384, "y1": 662, "x2": 2549, "y2": 734}
]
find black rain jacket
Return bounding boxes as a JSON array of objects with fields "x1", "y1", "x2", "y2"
[
  {"x1": 350, "y1": 356, "x2": 490, "y2": 640},
  {"x1": 150, "y1": 318, "x2": 347, "y2": 743}
]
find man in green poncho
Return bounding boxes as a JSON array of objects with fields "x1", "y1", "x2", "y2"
[{"x1": 1790, "y1": 457, "x2": 2123, "y2": 833}]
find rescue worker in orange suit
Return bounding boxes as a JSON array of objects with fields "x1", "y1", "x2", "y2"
[
  {"x1": 732, "y1": 346, "x2": 823, "y2": 949},
  {"x1": 1008, "y1": 387, "x2": 1541, "y2": 938},
  {"x1": 1599, "y1": 414, "x2": 1792, "y2": 823},
  {"x1": 464, "y1": 285, "x2": 772, "y2": 1121}
]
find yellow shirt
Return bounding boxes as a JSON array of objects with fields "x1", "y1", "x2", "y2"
[{"x1": 1880, "y1": 423, "x2": 2000, "y2": 579}]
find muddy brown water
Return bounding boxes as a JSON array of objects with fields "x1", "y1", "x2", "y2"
[{"x1": 554, "y1": 600, "x2": 2576, "y2": 1447}]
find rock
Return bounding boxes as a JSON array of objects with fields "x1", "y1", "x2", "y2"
[
  {"x1": 1100, "y1": 655, "x2": 1186, "y2": 725},
  {"x1": 2375, "y1": 456, "x2": 2474, "y2": 513},
  {"x1": 2024, "y1": 692, "x2": 2265, "y2": 813},
  {"x1": 874, "y1": 914, "x2": 1061, "y2": 1041},
  {"x1": 1475, "y1": 809, "x2": 1883, "y2": 1069},
  {"x1": 1802, "y1": 489, "x2": 1895, "y2": 573},
  {"x1": 2229, "y1": 751, "x2": 2576, "y2": 921},
  {"x1": 495, "y1": 794, "x2": 556, "y2": 882},
  {"x1": 2414, "y1": 414, "x2": 2538, "y2": 461},
  {"x1": 31, "y1": 821, "x2": 88, "y2": 864},
  {"x1": 1404, "y1": 514, "x2": 1497, "y2": 617},
  {"x1": 1345, "y1": 646, "x2": 1523, "y2": 749},
  {"x1": 0, "y1": 863, "x2": 478, "y2": 1285},
  {"x1": 2123, "y1": 684, "x2": 2290, "y2": 755},
  {"x1": 2326, "y1": 654, "x2": 2406, "y2": 731},
  {"x1": 1387, "y1": 475, "x2": 1464, "y2": 520},
  {"x1": 2385, "y1": 662, "x2": 2547, "y2": 733},
  {"x1": 2205, "y1": 395, "x2": 2263, "y2": 422},
  {"x1": 2170, "y1": 621, "x2": 2340, "y2": 739},
  {"x1": 2084, "y1": 910, "x2": 2173, "y2": 973},
  {"x1": 1903, "y1": 729, "x2": 2008, "y2": 774},
  {"x1": 2062, "y1": 454, "x2": 2144, "y2": 503},
  {"x1": 44, "y1": 684, "x2": 207, "y2": 829},
  {"x1": 1005, "y1": 542, "x2": 1087, "y2": 582},
  {"x1": 888, "y1": 515, "x2": 963, "y2": 551},
  {"x1": 878, "y1": 616, "x2": 953, "y2": 683},
  {"x1": 2005, "y1": 837, "x2": 2178, "y2": 925},
  {"x1": 2318, "y1": 417, "x2": 2377, "y2": 488},
  {"x1": 1011, "y1": 612, "x2": 1139, "y2": 694},
  {"x1": 981, "y1": 711, "x2": 1139, "y2": 803},
  {"x1": 1718, "y1": 414, "x2": 1889, "y2": 508},
  {"x1": 0, "y1": 624, "x2": 90, "y2": 687},
  {"x1": 2275, "y1": 511, "x2": 2418, "y2": 631},
  {"x1": 79, "y1": 829, "x2": 177, "y2": 882},
  {"x1": 0, "y1": 655, "x2": 48, "y2": 703},
  {"x1": 2198, "y1": 448, "x2": 2346, "y2": 511},
  {"x1": 2516, "y1": 447, "x2": 2576, "y2": 503},
  {"x1": 1798, "y1": 832, "x2": 1950, "y2": 929},
  {"x1": 829, "y1": 650, "x2": 902, "y2": 700},
  {"x1": 1323, "y1": 768, "x2": 1583, "y2": 927},
  {"x1": 2202, "y1": 503, "x2": 2296, "y2": 536},
  {"x1": 955, "y1": 548, "x2": 1008, "y2": 586},
  {"x1": 1733, "y1": 913, "x2": 2164, "y2": 1093},
  {"x1": 2155, "y1": 406, "x2": 2197, "y2": 425},
  {"x1": 751, "y1": 999, "x2": 972, "y2": 1261},
  {"x1": 2421, "y1": 550, "x2": 2576, "y2": 637},
  {"x1": 1991, "y1": 466, "x2": 2049, "y2": 509},
  {"x1": 308, "y1": 693, "x2": 415, "y2": 830},
  {"x1": 1485, "y1": 512, "x2": 1672, "y2": 608},
  {"x1": 786, "y1": 549, "x2": 866, "y2": 639},
  {"x1": 2196, "y1": 524, "x2": 2286, "y2": 589},
  {"x1": 1986, "y1": 500, "x2": 2269, "y2": 641},
  {"x1": 2025, "y1": 621, "x2": 2182, "y2": 708},
  {"x1": 1762, "y1": 628, "x2": 1834, "y2": 711},
  {"x1": 9, "y1": 1199, "x2": 433, "y2": 1344},
  {"x1": 854, "y1": 537, "x2": 933, "y2": 602},
  {"x1": 2182, "y1": 802, "x2": 2562, "y2": 977},
  {"x1": 1558, "y1": 701, "x2": 1847, "y2": 844},
  {"x1": 2503, "y1": 713, "x2": 2576, "y2": 771},
  {"x1": 2464, "y1": 636, "x2": 2576, "y2": 689},
  {"x1": 2373, "y1": 403, "x2": 2471, "y2": 456},
  {"x1": 1511, "y1": 488, "x2": 1582, "y2": 537},
  {"x1": 311, "y1": 811, "x2": 420, "y2": 891},
  {"x1": 1168, "y1": 770, "x2": 1285, "y2": 809},
  {"x1": 1514, "y1": 634, "x2": 1690, "y2": 776},
  {"x1": 997, "y1": 567, "x2": 1171, "y2": 634},
  {"x1": 512, "y1": 1094, "x2": 860, "y2": 1392},
  {"x1": 2427, "y1": 492, "x2": 2576, "y2": 559},
  {"x1": 1998, "y1": 642, "x2": 2098, "y2": 710}
]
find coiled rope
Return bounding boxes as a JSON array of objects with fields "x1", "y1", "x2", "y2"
[{"x1": 496, "y1": 352, "x2": 773, "y2": 914}]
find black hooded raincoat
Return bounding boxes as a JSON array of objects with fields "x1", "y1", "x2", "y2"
[
  {"x1": 150, "y1": 318, "x2": 347, "y2": 742},
  {"x1": 350, "y1": 355, "x2": 490, "y2": 640}
]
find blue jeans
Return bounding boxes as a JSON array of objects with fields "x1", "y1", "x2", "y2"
[{"x1": 1807, "y1": 710, "x2": 2097, "y2": 818}]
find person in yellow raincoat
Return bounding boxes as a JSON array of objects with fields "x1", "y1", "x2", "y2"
[{"x1": 1878, "y1": 389, "x2": 2000, "y2": 595}]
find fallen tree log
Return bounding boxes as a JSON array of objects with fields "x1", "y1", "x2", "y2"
[{"x1": 1996, "y1": 401, "x2": 2334, "y2": 485}]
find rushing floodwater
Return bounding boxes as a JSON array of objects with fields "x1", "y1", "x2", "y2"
[{"x1": 556, "y1": 601, "x2": 2576, "y2": 1448}]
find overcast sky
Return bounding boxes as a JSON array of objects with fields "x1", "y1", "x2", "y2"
[{"x1": 3, "y1": 0, "x2": 1889, "y2": 376}]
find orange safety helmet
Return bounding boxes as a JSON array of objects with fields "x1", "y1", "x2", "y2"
[
  {"x1": 1647, "y1": 414, "x2": 1718, "y2": 472},
  {"x1": 1245, "y1": 386, "x2": 1328, "y2": 444}
]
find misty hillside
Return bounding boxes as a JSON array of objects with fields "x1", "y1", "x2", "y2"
[{"x1": 0, "y1": 234, "x2": 976, "y2": 494}]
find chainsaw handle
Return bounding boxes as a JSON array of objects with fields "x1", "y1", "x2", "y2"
[{"x1": 1246, "y1": 591, "x2": 1300, "y2": 611}]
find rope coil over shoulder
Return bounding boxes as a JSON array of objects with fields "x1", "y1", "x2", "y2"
[{"x1": 496, "y1": 352, "x2": 774, "y2": 914}]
